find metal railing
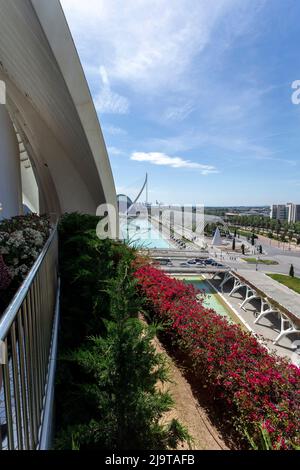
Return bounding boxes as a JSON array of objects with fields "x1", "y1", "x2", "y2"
[{"x1": 0, "y1": 226, "x2": 59, "y2": 450}]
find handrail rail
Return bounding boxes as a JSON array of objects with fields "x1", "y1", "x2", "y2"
[
  {"x1": 0, "y1": 223, "x2": 59, "y2": 450},
  {"x1": 0, "y1": 223, "x2": 58, "y2": 341}
]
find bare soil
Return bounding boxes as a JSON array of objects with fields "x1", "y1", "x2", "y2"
[{"x1": 154, "y1": 337, "x2": 230, "y2": 450}]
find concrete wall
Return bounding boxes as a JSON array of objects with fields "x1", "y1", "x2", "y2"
[
  {"x1": 0, "y1": 0, "x2": 117, "y2": 218},
  {"x1": 21, "y1": 162, "x2": 39, "y2": 214},
  {"x1": 0, "y1": 106, "x2": 22, "y2": 219}
]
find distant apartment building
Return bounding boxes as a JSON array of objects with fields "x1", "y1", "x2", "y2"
[
  {"x1": 271, "y1": 203, "x2": 300, "y2": 222},
  {"x1": 270, "y1": 204, "x2": 289, "y2": 221},
  {"x1": 287, "y1": 203, "x2": 300, "y2": 223}
]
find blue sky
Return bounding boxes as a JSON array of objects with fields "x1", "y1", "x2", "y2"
[{"x1": 61, "y1": 0, "x2": 300, "y2": 206}]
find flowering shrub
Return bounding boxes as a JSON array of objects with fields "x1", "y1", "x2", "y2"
[
  {"x1": 0, "y1": 214, "x2": 51, "y2": 285},
  {"x1": 0, "y1": 255, "x2": 11, "y2": 290},
  {"x1": 134, "y1": 265, "x2": 300, "y2": 449},
  {"x1": 56, "y1": 214, "x2": 189, "y2": 450}
]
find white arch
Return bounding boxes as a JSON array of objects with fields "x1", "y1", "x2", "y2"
[{"x1": 0, "y1": 0, "x2": 117, "y2": 217}]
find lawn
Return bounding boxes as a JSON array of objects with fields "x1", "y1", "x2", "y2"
[
  {"x1": 228, "y1": 226, "x2": 257, "y2": 238},
  {"x1": 267, "y1": 273, "x2": 300, "y2": 294},
  {"x1": 242, "y1": 258, "x2": 279, "y2": 265}
]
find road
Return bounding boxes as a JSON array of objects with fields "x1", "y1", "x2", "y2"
[
  {"x1": 232, "y1": 234, "x2": 300, "y2": 277},
  {"x1": 152, "y1": 238, "x2": 300, "y2": 277}
]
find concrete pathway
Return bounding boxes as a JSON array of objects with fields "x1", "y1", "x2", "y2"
[{"x1": 208, "y1": 275, "x2": 300, "y2": 365}]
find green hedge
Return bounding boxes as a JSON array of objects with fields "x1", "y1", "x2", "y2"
[{"x1": 55, "y1": 213, "x2": 188, "y2": 450}]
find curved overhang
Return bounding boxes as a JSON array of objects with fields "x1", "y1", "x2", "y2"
[{"x1": 0, "y1": 0, "x2": 117, "y2": 216}]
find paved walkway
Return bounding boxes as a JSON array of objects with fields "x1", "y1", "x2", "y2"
[
  {"x1": 208, "y1": 275, "x2": 300, "y2": 365},
  {"x1": 148, "y1": 249, "x2": 208, "y2": 258},
  {"x1": 233, "y1": 270, "x2": 300, "y2": 322}
]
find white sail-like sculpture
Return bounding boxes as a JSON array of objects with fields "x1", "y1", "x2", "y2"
[{"x1": 211, "y1": 227, "x2": 223, "y2": 246}]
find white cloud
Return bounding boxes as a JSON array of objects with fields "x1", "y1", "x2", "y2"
[
  {"x1": 61, "y1": 0, "x2": 252, "y2": 92},
  {"x1": 94, "y1": 65, "x2": 130, "y2": 114},
  {"x1": 145, "y1": 130, "x2": 294, "y2": 164},
  {"x1": 107, "y1": 146, "x2": 124, "y2": 156},
  {"x1": 99, "y1": 66, "x2": 109, "y2": 86},
  {"x1": 131, "y1": 152, "x2": 217, "y2": 174},
  {"x1": 103, "y1": 125, "x2": 127, "y2": 136},
  {"x1": 95, "y1": 89, "x2": 129, "y2": 114},
  {"x1": 163, "y1": 103, "x2": 194, "y2": 122}
]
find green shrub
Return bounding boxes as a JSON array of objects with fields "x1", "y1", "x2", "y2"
[
  {"x1": 58, "y1": 213, "x2": 136, "y2": 348},
  {"x1": 245, "y1": 424, "x2": 300, "y2": 451},
  {"x1": 56, "y1": 213, "x2": 189, "y2": 450}
]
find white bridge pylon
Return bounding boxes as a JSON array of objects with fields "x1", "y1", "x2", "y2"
[
  {"x1": 133, "y1": 173, "x2": 148, "y2": 206},
  {"x1": 217, "y1": 271, "x2": 300, "y2": 346}
]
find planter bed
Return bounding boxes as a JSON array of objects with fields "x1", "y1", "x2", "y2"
[
  {"x1": 135, "y1": 265, "x2": 300, "y2": 450},
  {"x1": 0, "y1": 214, "x2": 51, "y2": 314}
]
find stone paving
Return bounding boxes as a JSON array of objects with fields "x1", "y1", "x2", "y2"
[
  {"x1": 208, "y1": 275, "x2": 300, "y2": 365},
  {"x1": 233, "y1": 270, "x2": 300, "y2": 321}
]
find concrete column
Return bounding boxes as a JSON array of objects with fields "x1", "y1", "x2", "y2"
[{"x1": 0, "y1": 106, "x2": 22, "y2": 219}]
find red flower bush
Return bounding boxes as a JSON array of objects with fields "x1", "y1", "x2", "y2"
[{"x1": 134, "y1": 265, "x2": 300, "y2": 449}]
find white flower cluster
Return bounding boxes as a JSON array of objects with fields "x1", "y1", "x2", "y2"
[
  {"x1": 24, "y1": 228, "x2": 44, "y2": 246},
  {"x1": 0, "y1": 216, "x2": 51, "y2": 283},
  {"x1": 9, "y1": 264, "x2": 29, "y2": 279}
]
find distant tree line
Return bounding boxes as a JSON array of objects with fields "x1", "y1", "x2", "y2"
[{"x1": 228, "y1": 215, "x2": 300, "y2": 244}]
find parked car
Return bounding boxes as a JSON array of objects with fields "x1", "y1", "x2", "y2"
[{"x1": 157, "y1": 258, "x2": 173, "y2": 266}]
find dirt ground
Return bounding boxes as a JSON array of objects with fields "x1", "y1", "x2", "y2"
[{"x1": 154, "y1": 337, "x2": 229, "y2": 450}]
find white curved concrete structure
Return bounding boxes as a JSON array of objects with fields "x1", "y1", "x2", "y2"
[
  {"x1": 21, "y1": 162, "x2": 39, "y2": 214},
  {"x1": 0, "y1": 0, "x2": 116, "y2": 218},
  {"x1": 0, "y1": 107, "x2": 22, "y2": 219}
]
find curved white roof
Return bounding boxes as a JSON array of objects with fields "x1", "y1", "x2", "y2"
[{"x1": 0, "y1": 0, "x2": 117, "y2": 215}]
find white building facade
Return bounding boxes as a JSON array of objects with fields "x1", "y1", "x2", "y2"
[
  {"x1": 270, "y1": 204, "x2": 289, "y2": 221},
  {"x1": 270, "y1": 203, "x2": 300, "y2": 223},
  {"x1": 288, "y1": 203, "x2": 300, "y2": 224},
  {"x1": 0, "y1": 0, "x2": 117, "y2": 221}
]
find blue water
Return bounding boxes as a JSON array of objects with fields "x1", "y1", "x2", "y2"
[
  {"x1": 184, "y1": 278, "x2": 234, "y2": 322},
  {"x1": 121, "y1": 218, "x2": 172, "y2": 249}
]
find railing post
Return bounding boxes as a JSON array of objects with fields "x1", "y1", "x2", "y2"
[{"x1": 0, "y1": 225, "x2": 59, "y2": 450}]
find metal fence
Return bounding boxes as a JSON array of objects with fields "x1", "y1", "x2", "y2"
[{"x1": 0, "y1": 226, "x2": 59, "y2": 450}]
